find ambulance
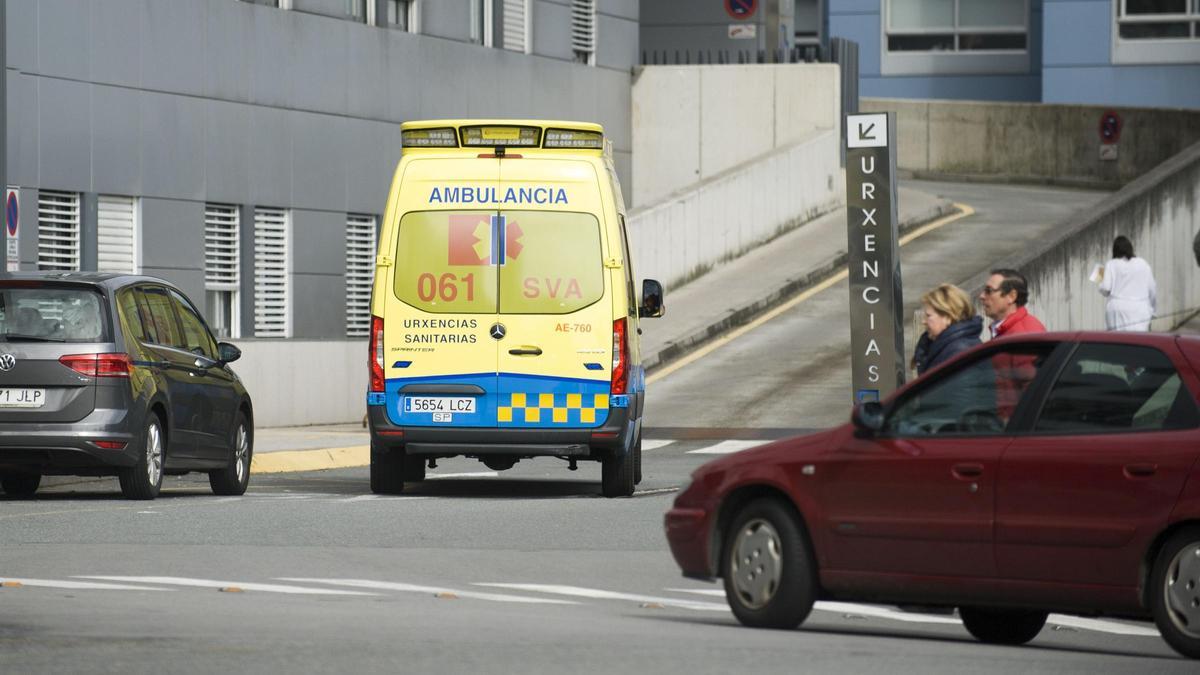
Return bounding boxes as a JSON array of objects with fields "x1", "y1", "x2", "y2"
[{"x1": 367, "y1": 120, "x2": 664, "y2": 497}]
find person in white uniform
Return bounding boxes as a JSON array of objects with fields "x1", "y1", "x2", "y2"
[{"x1": 1099, "y1": 235, "x2": 1156, "y2": 331}]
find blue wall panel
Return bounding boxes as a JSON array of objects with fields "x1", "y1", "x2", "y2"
[
  {"x1": 1042, "y1": 1, "x2": 1111, "y2": 67},
  {"x1": 1043, "y1": 65, "x2": 1200, "y2": 109},
  {"x1": 829, "y1": 14, "x2": 881, "y2": 77},
  {"x1": 862, "y1": 74, "x2": 1042, "y2": 102}
]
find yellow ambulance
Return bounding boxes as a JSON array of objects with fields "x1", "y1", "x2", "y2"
[{"x1": 367, "y1": 120, "x2": 664, "y2": 497}]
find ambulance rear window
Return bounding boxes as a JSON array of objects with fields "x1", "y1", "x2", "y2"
[
  {"x1": 497, "y1": 210, "x2": 603, "y2": 315},
  {"x1": 393, "y1": 211, "x2": 500, "y2": 314}
]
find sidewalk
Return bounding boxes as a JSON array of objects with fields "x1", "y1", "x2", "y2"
[{"x1": 250, "y1": 182, "x2": 955, "y2": 471}]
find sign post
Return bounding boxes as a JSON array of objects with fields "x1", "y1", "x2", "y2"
[
  {"x1": 5, "y1": 188, "x2": 18, "y2": 272},
  {"x1": 845, "y1": 112, "x2": 904, "y2": 404}
]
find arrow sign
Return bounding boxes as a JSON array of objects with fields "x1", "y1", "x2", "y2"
[{"x1": 847, "y1": 113, "x2": 888, "y2": 149}]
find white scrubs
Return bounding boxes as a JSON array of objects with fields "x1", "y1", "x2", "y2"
[{"x1": 1099, "y1": 256, "x2": 1157, "y2": 331}]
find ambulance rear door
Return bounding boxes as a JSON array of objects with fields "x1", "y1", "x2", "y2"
[
  {"x1": 494, "y1": 159, "x2": 613, "y2": 429},
  {"x1": 384, "y1": 158, "x2": 500, "y2": 428}
]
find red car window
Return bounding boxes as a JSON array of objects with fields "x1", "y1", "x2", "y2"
[{"x1": 884, "y1": 344, "x2": 1056, "y2": 436}]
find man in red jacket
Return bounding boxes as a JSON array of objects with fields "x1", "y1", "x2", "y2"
[
  {"x1": 979, "y1": 268, "x2": 1046, "y2": 338},
  {"x1": 979, "y1": 269, "x2": 1046, "y2": 421}
]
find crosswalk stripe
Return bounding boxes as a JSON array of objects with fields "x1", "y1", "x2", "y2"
[
  {"x1": 685, "y1": 440, "x2": 763, "y2": 455},
  {"x1": 1045, "y1": 614, "x2": 1160, "y2": 637},
  {"x1": 475, "y1": 583, "x2": 727, "y2": 612},
  {"x1": 641, "y1": 440, "x2": 675, "y2": 451},
  {"x1": 77, "y1": 576, "x2": 376, "y2": 596},
  {"x1": 427, "y1": 471, "x2": 500, "y2": 480},
  {"x1": 2, "y1": 578, "x2": 172, "y2": 591},
  {"x1": 279, "y1": 578, "x2": 578, "y2": 604}
]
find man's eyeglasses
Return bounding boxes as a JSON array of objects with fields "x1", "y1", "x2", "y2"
[{"x1": 981, "y1": 286, "x2": 1005, "y2": 295}]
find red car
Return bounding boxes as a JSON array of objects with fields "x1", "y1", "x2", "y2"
[{"x1": 665, "y1": 332, "x2": 1200, "y2": 659}]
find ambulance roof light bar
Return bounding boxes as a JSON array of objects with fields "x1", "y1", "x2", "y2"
[
  {"x1": 543, "y1": 128, "x2": 604, "y2": 149},
  {"x1": 460, "y1": 125, "x2": 542, "y2": 148},
  {"x1": 401, "y1": 127, "x2": 458, "y2": 148}
]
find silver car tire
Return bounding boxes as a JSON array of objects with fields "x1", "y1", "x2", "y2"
[
  {"x1": 119, "y1": 416, "x2": 164, "y2": 500},
  {"x1": 1151, "y1": 527, "x2": 1200, "y2": 659},
  {"x1": 721, "y1": 498, "x2": 816, "y2": 629}
]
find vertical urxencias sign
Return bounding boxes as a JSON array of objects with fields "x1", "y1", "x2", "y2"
[{"x1": 845, "y1": 112, "x2": 904, "y2": 404}]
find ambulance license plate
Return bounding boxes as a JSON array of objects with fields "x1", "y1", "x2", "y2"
[
  {"x1": 0, "y1": 388, "x2": 45, "y2": 408},
  {"x1": 404, "y1": 396, "x2": 476, "y2": 414}
]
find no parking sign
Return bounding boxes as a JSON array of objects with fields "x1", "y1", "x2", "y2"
[{"x1": 6, "y1": 188, "x2": 19, "y2": 271}]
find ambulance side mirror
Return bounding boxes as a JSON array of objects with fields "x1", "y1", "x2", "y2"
[{"x1": 640, "y1": 279, "x2": 664, "y2": 318}]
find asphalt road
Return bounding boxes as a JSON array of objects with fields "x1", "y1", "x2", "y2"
[{"x1": 4, "y1": 181, "x2": 1190, "y2": 673}]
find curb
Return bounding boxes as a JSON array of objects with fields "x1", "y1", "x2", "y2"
[{"x1": 642, "y1": 199, "x2": 959, "y2": 374}]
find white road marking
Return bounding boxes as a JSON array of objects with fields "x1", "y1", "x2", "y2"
[
  {"x1": 475, "y1": 583, "x2": 727, "y2": 612},
  {"x1": 77, "y1": 576, "x2": 376, "y2": 596},
  {"x1": 1046, "y1": 614, "x2": 1160, "y2": 637},
  {"x1": 337, "y1": 495, "x2": 428, "y2": 502},
  {"x1": 1, "y1": 578, "x2": 172, "y2": 591},
  {"x1": 280, "y1": 578, "x2": 578, "y2": 605},
  {"x1": 427, "y1": 471, "x2": 500, "y2": 480},
  {"x1": 641, "y1": 440, "x2": 675, "y2": 451},
  {"x1": 685, "y1": 440, "x2": 763, "y2": 455},
  {"x1": 663, "y1": 589, "x2": 1160, "y2": 636},
  {"x1": 634, "y1": 487, "x2": 679, "y2": 497}
]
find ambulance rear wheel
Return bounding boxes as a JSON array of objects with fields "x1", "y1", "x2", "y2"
[
  {"x1": 370, "y1": 443, "x2": 406, "y2": 494},
  {"x1": 601, "y1": 448, "x2": 634, "y2": 498}
]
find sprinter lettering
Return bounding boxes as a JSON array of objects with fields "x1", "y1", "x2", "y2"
[{"x1": 522, "y1": 277, "x2": 583, "y2": 299}]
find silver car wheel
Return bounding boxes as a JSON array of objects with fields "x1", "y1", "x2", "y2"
[
  {"x1": 146, "y1": 422, "x2": 163, "y2": 486},
  {"x1": 730, "y1": 518, "x2": 783, "y2": 610},
  {"x1": 1165, "y1": 541, "x2": 1200, "y2": 639},
  {"x1": 234, "y1": 424, "x2": 248, "y2": 484}
]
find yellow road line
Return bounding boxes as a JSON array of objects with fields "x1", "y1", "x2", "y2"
[
  {"x1": 647, "y1": 203, "x2": 976, "y2": 385},
  {"x1": 251, "y1": 445, "x2": 369, "y2": 474}
]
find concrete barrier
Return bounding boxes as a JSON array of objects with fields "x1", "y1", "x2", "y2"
[
  {"x1": 965, "y1": 140, "x2": 1200, "y2": 333},
  {"x1": 862, "y1": 98, "x2": 1200, "y2": 189},
  {"x1": 230, "y1": 340, "x2": 366, "y2": 428},
  {"x1": 627, "y1": 129, "x2": 842, "y2": 290},
  {"x1": 633, "y1": 64, "x2": 841, "y2": 206}
]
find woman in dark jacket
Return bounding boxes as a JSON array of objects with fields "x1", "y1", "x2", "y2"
[{"x1": 912, "y1": 283, "x2": 984, "y2": 376}]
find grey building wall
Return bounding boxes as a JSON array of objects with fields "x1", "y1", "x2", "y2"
[{"x1": 5, "y1": 0, "x2": 636, "y2": 339}]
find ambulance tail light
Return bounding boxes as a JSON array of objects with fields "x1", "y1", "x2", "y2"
[
  {"x1": 369, "y1": 316, "x2": 385, "y2": 393},
  {"x1": 611, "y1": 318, "x2": 629, "y2": 395}
]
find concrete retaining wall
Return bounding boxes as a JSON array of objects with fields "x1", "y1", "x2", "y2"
[
  {"x1": 627, "y1": 129, "x2": 842, "y2": 291},
  {"x1": 862, "y1": 98, "x2": 1200, "y2": 189},
  {"x1": 970, "y1": 141, "x2": 1200, "y2": 333},
  {"x1": 231, "y1": 340, "x2": 366, "y2": 428},
  {"x1": 632, "y1": 64, "x2": 841, "y2": 206}
]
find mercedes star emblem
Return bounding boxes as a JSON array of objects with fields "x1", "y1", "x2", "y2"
[
  {"x1": 0, "y1": 354, "x2": 15, "y2": 372},
  {"x1": 489, "y1": 323, "x2": 507, "y2": 340}
]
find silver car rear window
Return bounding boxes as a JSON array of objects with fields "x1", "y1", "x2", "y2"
[{"x1": 0, "y1": 287, "x2": 109, "y2": 342}]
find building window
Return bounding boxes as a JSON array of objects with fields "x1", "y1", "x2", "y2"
[
  {"x1": 886, "y1": 0, "x2": 1028, "y2": 52},
  {"x1": 386, "y1": 0, "x2": 418, "y2": 31},
  {"x1": 881, "y1": 0, "x2": 1030, "y2": 75},
  {"x1": 97, "y1": 195, "x2": 138, "y2": 274},
  {"x1": 346, "y1": 0, "x2": 367, "y2": 22},
  {"x1": 1118, "y1": 0, "x2": 1200, "y2": 39},
  {"x1": 253, "y1": 207, "x2": 290, "y2": 339},
  {"x1": 1113, "y1": 0, "x2": 1200, "y2": 63},
  {"x1": 37, "y1": 190, "x2": 80, "y2": 272},
  {"x1": 205, "y1": 203, "x2": 241, "y2": 339},
  {"x1": 345, "y1": 214, "x2": 377, "y2": 338},
  {"x1": 503, "y1": 0, "x2": 530, "y2": 53},
  {"x1": 795, "y1": 0, "x2": 821, "y2": 46},
  {"x1": 571, "y1": 0, "x2": 596, "y2": 64},
  {"x1": 471, "y1": 0, "x2": 494, "y2": 46}
]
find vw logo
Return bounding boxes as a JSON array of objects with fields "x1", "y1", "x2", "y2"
[
  {"x1": 0, "y1": 354, "x2": 14, "y2": 372},
  {"x1": 489, "y1": 323, "x2": 506, "y2": 340}
]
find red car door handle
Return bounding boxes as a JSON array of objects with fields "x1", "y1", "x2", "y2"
[
  {"x1": 952, "y1": 463, "x2": 984, "y2": 479},
  {"x1": 1124, "y1": 463, "x2": 1158, "y2": 478}
]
